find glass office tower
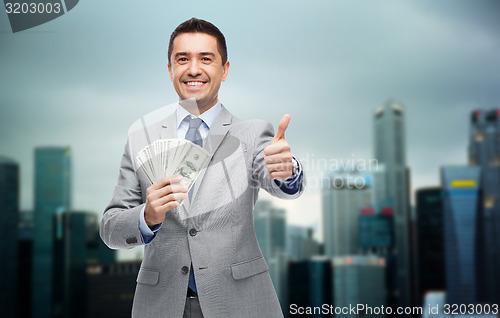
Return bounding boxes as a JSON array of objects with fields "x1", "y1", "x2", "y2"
[
  {"x1": 415, "y1": 187, "x2": 445, "y2": 304},
  {"x1": 32, "y1": 147, "x2": 71, "y2": 318},
  {"x1": 469, "y1": 109, "x2": 500, "y2": 305},
  {"x1": 373, "y1": 100, "x2": 411, "y2": 307},
  {"x1": 0, "y1": 157, "x2": 20, "y2": 318},
  {"x1": 441, "y1": 166, "x2": 481, "y2": 305},
  {"x1": 254, "y1": 200, "x2": 288, "y2": 312}
]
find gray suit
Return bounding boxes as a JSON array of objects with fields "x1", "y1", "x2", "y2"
[{"x1": 100, "y1": 105, "x2": 305, "y2": 317}]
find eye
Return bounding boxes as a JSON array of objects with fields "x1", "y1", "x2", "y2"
[
  {"x1": 202, "y1": 57, "x2": 212, "y2": 62},
  {"x1": 178, "y1": 57, "x2": 188, "y2": 62}
]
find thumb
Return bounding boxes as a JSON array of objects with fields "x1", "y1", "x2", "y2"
[{"x1": 272, "y1": 114, "x2": 291, "y2": 143}]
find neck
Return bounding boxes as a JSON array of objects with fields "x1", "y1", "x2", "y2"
[{"x1": 179, "y1": 96, "x2": 218, "y2": 116}]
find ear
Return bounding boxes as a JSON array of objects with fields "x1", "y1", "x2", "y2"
[
  {"x1": 221, "y1": 60, "x2": 230, "y2": 82},
  {"x1": 168, "y1": 63, "x2": 173, "y2": 82}
]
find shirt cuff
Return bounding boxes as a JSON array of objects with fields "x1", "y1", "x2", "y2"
[
  {"x1": 139, "y1": 205, "x2": 162, "y2": 244},
  {"x1": 273, "y1": 156, "x2": 303, "y2": 195}
]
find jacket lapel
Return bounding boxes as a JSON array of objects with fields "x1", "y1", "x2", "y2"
[
  {"x1": 191, "y1": 105, "x2": 233, "y2": 201},
  {"x1": 159, "y1": 111, "x2": 177, "y2": 140},
  {"x1": 159, "y1": 110, "x2": 194, "y2": 213}
]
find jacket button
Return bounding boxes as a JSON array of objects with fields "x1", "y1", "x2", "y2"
[
  {"x1": 189, "y1": 229, "x2": 197, "y2": 236},
  {"x1": 181, "y1": 266, "x2": 189, "y2": 274}
]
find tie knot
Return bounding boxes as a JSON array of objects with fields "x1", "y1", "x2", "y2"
[{"x1": 187, "y1": 117, "x2": 203, "y2": 130}]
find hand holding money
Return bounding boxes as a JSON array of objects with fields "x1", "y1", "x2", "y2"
[
  {"x1": 137, "y1": 139, "x2": 211, "y2": 227},
  {"x1": 264, "y1": 114, "x2": 294, "y2": 181},
  {"x1": 144, "y1": 176, "x2": 188, "y2": 227}
]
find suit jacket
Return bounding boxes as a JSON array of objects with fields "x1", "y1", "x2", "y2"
[{"x1": 100, "y1": 105, "x2": 305, "y2": 318}]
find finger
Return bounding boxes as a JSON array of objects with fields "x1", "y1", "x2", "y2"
[
  {"x1": 272, "y1": 114, "x2": 291, "y2": 142},
  {"x1": 150, "y1": 175, "x2": 183, "y2": 190},
  {"x1": 162, "y1": 183, "x2": 189, "y2": 194},
  {"x1": 266, "y1": 162, "x2": 293, "y2": 173},
  {"x1": 152, "y1": 184, "x2": 188, "y2": 199},
  {"x1": 269, "y1": 170, "x2": 292, "y2": 180},
  {"x1": 264, "y1": 141, "x2": 291, "y2": 156},
  {"x1": 147, "y1": 182, "x2": 187, "y2": 199},
  {"x1": 264, "y1": 153, "x2": 293, "y2": 164},
  {"x1": 156, "y1": 192, "x2": 189, "y2": 206},
  {"x1": 160, "y1": 200, "x2": 181, "y2": 213}
]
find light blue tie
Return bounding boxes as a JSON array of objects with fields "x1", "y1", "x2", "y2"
[
  {"x1": 185, "y1": 117, "x2": 203, "y2": 147},
  {"x1": 184, "y1": 116, "x2": 203, "y2": 294}
]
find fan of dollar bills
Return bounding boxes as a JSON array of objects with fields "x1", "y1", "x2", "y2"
[{"x1": 136, "y1": 139, "x2": 211, "y2": 191}]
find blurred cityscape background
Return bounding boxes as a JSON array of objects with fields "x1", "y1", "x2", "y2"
[
  {"x1": 1, "y1": 0, "x2": 500, "y2": 317},
  {"x1": 2, "y1": 103, "x2": 500, "y2": 317}
]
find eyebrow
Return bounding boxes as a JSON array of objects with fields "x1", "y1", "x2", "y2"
[
  {"x1": 199, "y1": 52, "x2": 216, "y2": 57},
  {"x1": 174, "y1": 52, "x2": 216, "y2": 59}
]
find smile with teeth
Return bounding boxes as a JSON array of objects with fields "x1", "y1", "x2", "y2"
[{"x1": 185, "y1": 81, "x2": 205, "y2": 86}]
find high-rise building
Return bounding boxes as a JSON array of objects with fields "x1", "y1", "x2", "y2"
[
  {"x1": 254, "y1": 200, "x2": 288, "y2": 312},
  {"x1": 255, "y1": 200, "x2": 286, "y2": 258},
  {"x1": 373, "y1": 99, "x2": 411, "y2": 306},
  {"x1": 469, "y1": 109, "x2": 500, "y2": 305},
  {"x1": 322, "y1": 169, "x2": 380, "y2": 257},
  {"x1": 53, "y1": 211, "x2": 116, "y2": 318},
  {"x1": 441, "y1": 166, "x2": 481, "y2": 305},
  {"x1": 286, "y1": 225, "x2": 320, "y2": 261},
  {"x1": 332, "y1": 256, "x2": 386, "y2": 317},
  {"x1": 358, "y1": 206, "x2": 394, "y2": 250},
  {"x1": 288, "y1": 256, "x2": 333, "y2": 318},
  {"x1": 358, "y1": 206, "x2": 397, "y2": 308},
  {"x1": 0, "y1": 157, "x2": 20, "y2": 318},
  {"x1": 415, "y1": 188, "x2": 445, "y2": 304},
  {"x1": 32, "y1": 147, "x2": 71, "y2": 318},
  {"x1": 86, "y1": 261, "x2": 141, "y2": 318},
  {"x1": 18, "y1": 210, "x2": 34, "y2": 318}
]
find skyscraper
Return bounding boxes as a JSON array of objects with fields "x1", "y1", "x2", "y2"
[
  {"x1": 358, "y1": 206, "x2": 394, "y2": 250},
  {"x1": 415, "y1": 187, "x2": 445, "y2": 304},
  {"x1": 254, "y1": 200, "x2": 288, "y2": 312},
  {"x1": 322, "y1": 164, "x2": 386, "y2": 256},
  {"x1": 332, "y1": 256, "x2": 386, "y2": 318},
  {"x1": 373, "y1": 99, "x2": 410, "y2": 306},
  {"x1": 18, "y1": 210, "x2": 34, "y2": 318},
  {"x1": 53, "y1": 211, "x2": 116, "y2": 318},
  {"x1": 322, "y1": 169, "x2": 374, "y2": 257},
  {"x1": 86, "y1": 261, "x2": 141, "y2": 318},
  {"x1": 32, "y1": 147, "x2": 71, "y2": 318},
  {"x1": 286, "y1": 225, "x2": 320, "y2": 261},
  {"x1": 469, "y1": 109, "x2": 500, "y2": 305},
  {"x1": 254, "y1": 200, "x2": 286, "y2": 258},
  {"x1": 288, "y1": 256, "x2": 333, "y2": 318},
  {"x1": 358, "y1": 205, "x2": 397, "y2": 307},
  {"x1": 441, "y1": 166, "x2": 481, "y2": 305},
  {"x1": 0, "y1": 157, "x2": 20, "y2": 318}
]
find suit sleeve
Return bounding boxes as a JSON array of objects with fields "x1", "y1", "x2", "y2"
[
  {"x1": 100, "y1": 137, "x2": 146, "y2": 249},
  {"x1": 252, "y1": 121, "x2": 305, "y2": 199}
]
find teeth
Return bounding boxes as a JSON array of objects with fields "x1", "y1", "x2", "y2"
[{"x1": 186, "y1": 82, "x2": 204, "y2": 86}]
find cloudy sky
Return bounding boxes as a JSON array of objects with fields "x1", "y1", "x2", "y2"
[{"x1": 1, "y1": 0, "x2": 499, "y2": 259}]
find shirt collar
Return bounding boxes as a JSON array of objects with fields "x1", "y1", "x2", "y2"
[{"x1": 176, "y1": 100, "x2": 222, "y2": 129}]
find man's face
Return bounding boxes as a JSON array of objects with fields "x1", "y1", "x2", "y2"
[{"x1": 168, "y1": 32, "x2": 229, "y2": 113}]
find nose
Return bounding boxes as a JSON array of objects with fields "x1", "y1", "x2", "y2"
[{"x1": 187, "y1": 60, "x2": 202, "y2": 77}]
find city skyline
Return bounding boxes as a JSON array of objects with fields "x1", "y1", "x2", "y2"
[
  {"x1": 1, "y1": 1, "x2": 500, "y2": 250},
  {"x1": 2, "y1": 2, "x2": 499, "y2": 316},
  {"x1": 2, "y1": 102, "x2": 499, "y2": 316}
]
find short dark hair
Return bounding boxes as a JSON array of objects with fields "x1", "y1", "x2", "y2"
[{"x1": 168, "y1": 18, "x2": 227, "y2": 66}]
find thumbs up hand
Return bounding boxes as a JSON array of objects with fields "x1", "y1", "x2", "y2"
[{"x1": 264, "y1": 114, "x2": 294, "y2": 180}]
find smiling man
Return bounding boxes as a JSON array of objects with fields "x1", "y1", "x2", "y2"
[
  {"x1": 100, "y1": 18, "x2": 305, "y2": 318},
  {"x1": 168, "y1": 31, "x2": 228, "y2": 114}
]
